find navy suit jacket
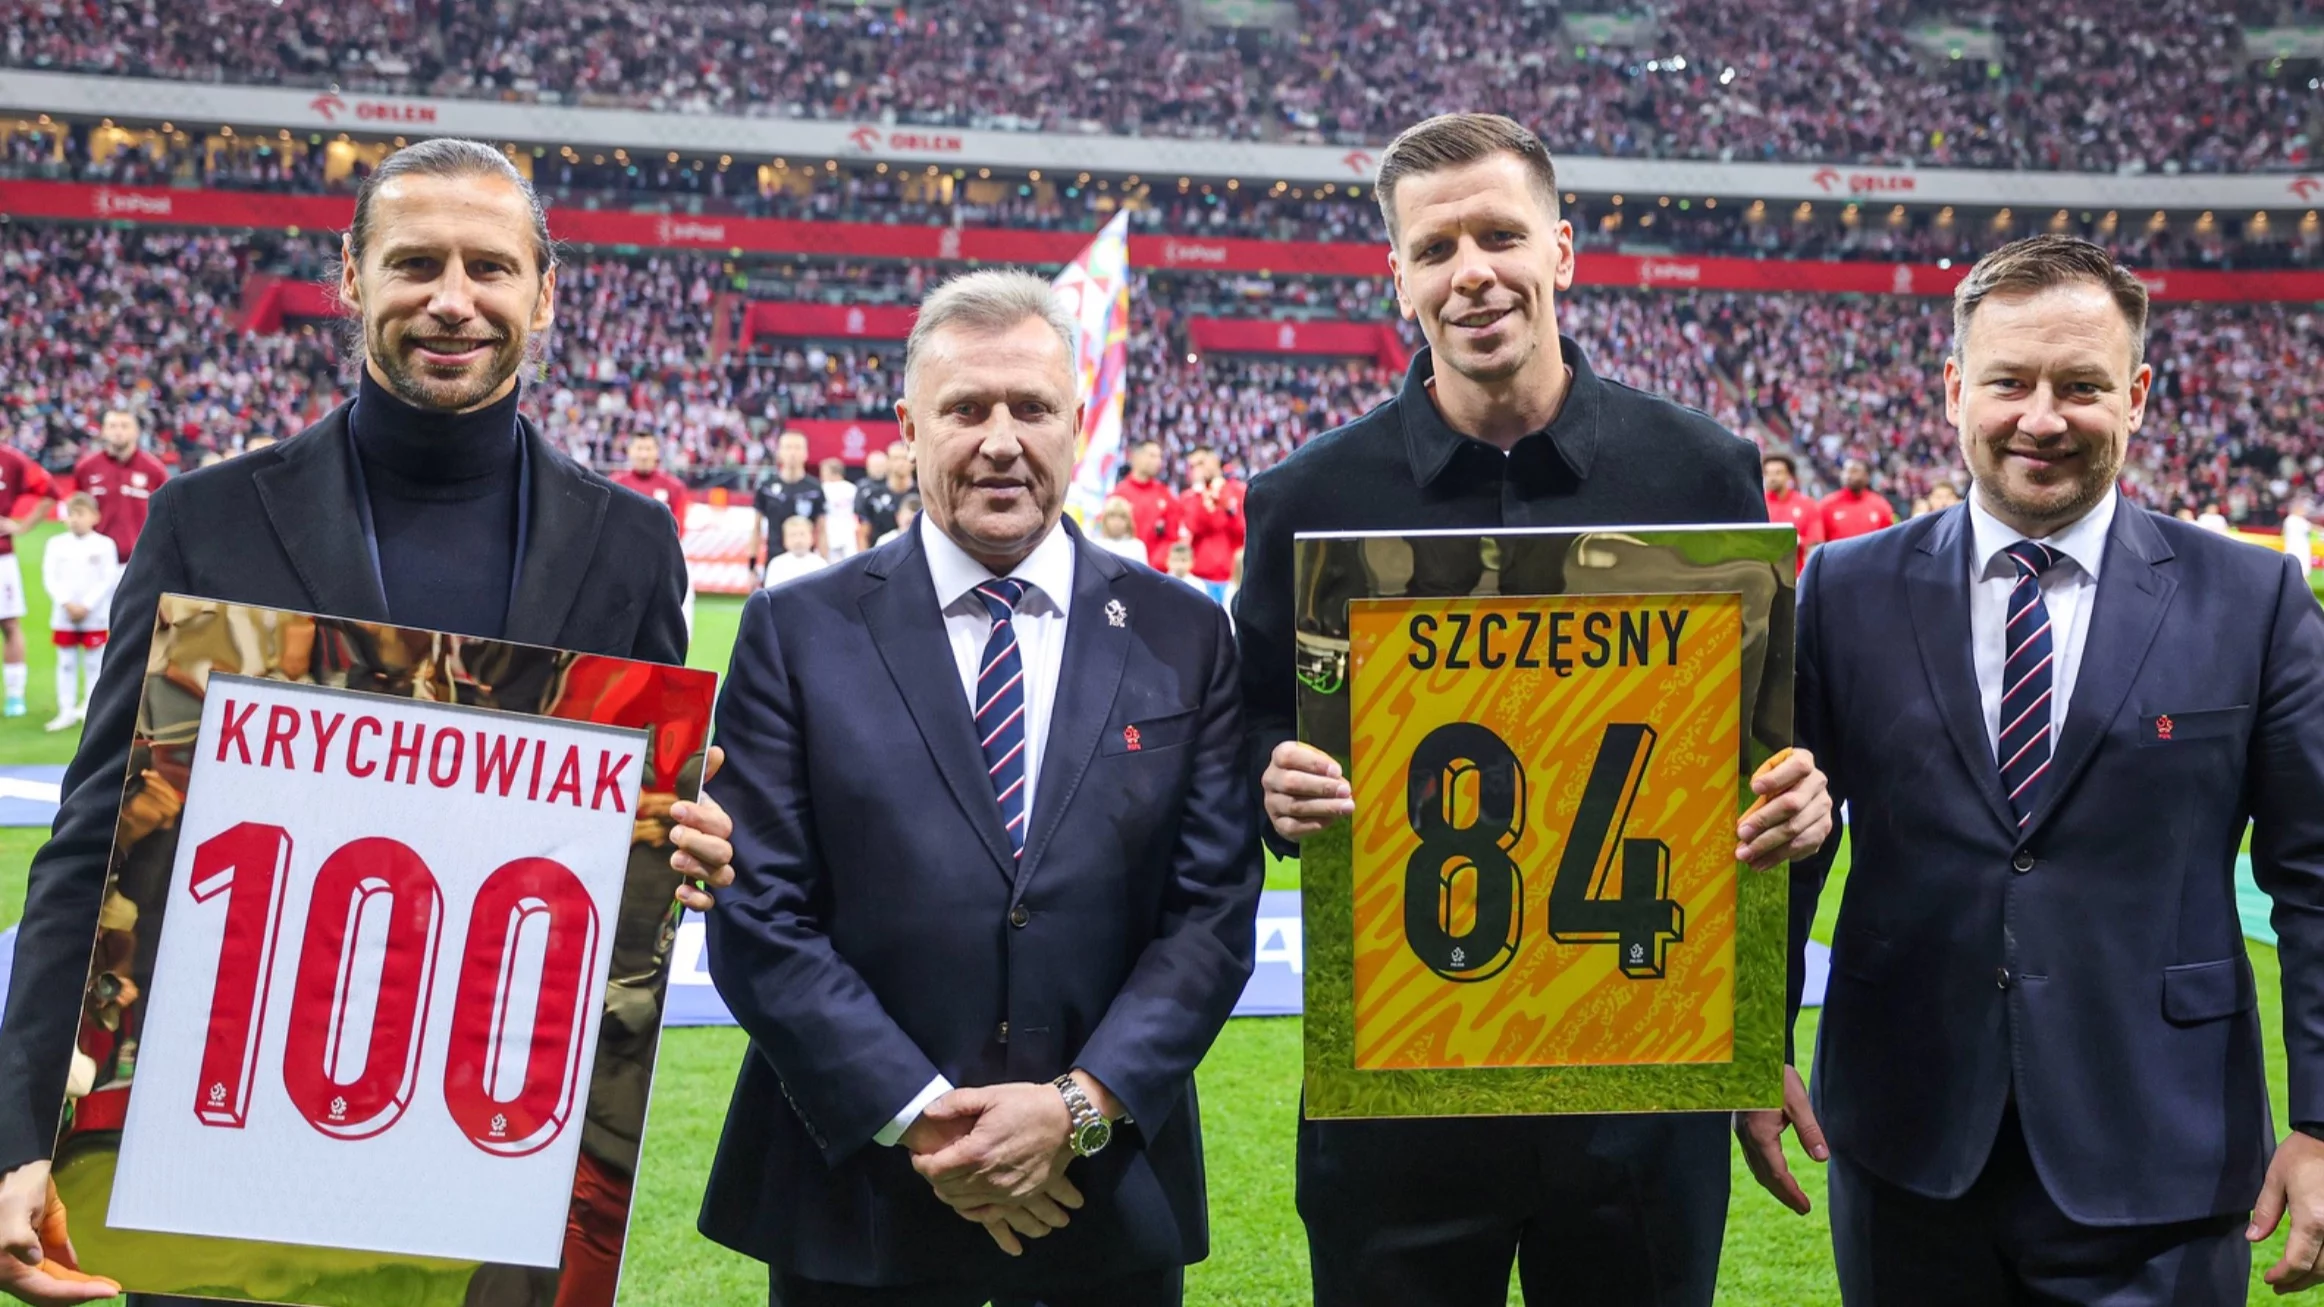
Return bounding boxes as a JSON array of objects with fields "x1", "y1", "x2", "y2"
[
  {"x1": 1792, "y1": 502, "x2": 2324, "y2": 1225},
  {"x1": 696, "y1": 519, "x2": 1263, "y2": 1289}
]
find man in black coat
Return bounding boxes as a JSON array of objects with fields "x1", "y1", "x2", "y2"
[
  {"x1": 0, "y1": 137, "x2": 734, "y2": 1306},
  {"x1": 1239, "y1": 113, "x2": 1833, "y2": 1307}
]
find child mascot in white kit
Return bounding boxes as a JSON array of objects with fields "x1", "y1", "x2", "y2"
[{"x1": 43, "y1": 492, "x2": 119, "y2": 731}]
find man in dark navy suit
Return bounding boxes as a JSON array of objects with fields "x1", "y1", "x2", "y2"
[
  {"x1": 699, "y1": 270, "x2": 1262, "y2": 1307},
  {"x1": 1744, "y1": 235, "x2": 2324, "y2": 1303}
]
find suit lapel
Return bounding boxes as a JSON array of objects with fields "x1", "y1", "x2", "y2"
[
  {"x1": 860, "y1": 529, "x2": 1017, "y2": 880},
  {"x1": 1905, "y1": 507, "x2": 2017, "y2": 836},
  {"x1": 1016, "y1": 524, "x2": 1131, "y2": 893},
  {"x1": 2025, "y1": 505, "x2": 2176, "y2": 836},
  {"x1": 503, "y1": 421, "x2": 609, "y2": 647},
  {"x1": 251, "y1": 407, "x2": 392, "y2": 622}
]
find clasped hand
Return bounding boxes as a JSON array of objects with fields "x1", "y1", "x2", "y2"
[{"x1": 902, "y1": 1083, "x2": 1086, "y2": 1257}]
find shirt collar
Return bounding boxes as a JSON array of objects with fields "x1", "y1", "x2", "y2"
[
  {"x1": 922, "y1": 517, "x2": 1077, "y2": 618},
  {"x1": 1968, "y1": 488, "x2": 2118, "y2": 582},
  {"x1": 1399, "y1": 335, "x2": 1604, "y2": 488}
]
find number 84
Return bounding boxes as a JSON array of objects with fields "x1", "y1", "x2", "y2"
[{"x1": 1402, "y1": 722, "x2": 1682, "y2": 983}]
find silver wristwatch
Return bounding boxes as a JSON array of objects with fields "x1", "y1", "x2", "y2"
[{"x1": 1053, "y1": 1074, "x2": 1113, "y2": 1157}]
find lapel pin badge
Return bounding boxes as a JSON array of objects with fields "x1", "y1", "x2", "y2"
[
  {"x1": 2156, "y1": 714, "x2": 2174, "y2": 742},
  {"x1": 1124, "y1": 724, "x2": 1142, "y2": 751},
  {"x1": 1105, "y1": 598, "x2": 1127, "y2": 628}
]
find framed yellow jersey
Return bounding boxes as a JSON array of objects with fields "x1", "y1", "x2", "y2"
[{"x1": 1295, "y1": 526, "x2": 1795, "y2": 1117}]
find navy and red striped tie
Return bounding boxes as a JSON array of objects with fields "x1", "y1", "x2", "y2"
[
  {"x1": 1998, "y1": 540, "x2": 2061, "y2": 828},
  {"x1": 972, "y1": 578, "x2": 1032, "y2": 857}
]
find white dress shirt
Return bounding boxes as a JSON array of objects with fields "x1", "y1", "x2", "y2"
[
  {"x1": 875, "y1": 521, "x2": 1079, "y2": 1147},
  {"x1": 1967, "y1": 490, "x2": 2116, "y2": 756}
]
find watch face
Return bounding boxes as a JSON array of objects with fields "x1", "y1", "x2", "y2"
[{"x1": 1073, "y1": 1118, "x2": 1113, "y2": 1156}]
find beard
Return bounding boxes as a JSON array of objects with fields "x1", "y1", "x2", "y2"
[
  {"x1": 1974, "y1": 433, "x2": 2124, "y2": 530},
  {"x1": 1439, "y1": 332, "x2": 1531, "y2": 385},
  {"x1": 369, "y1": 317, "x2": 528, "y2": 413},
  {"x1": 1433, "y1": 304, "x2": 1540, "y2": 387}
]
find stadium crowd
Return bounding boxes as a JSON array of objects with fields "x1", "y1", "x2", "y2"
[
  {"x1": 4, "y1": 0, "x2": 2319, "y2": 171},
  {"x1": 0, "y1": 225, "x2": 339, "y2": 460},
  {"x1": 10, "y1": 120, "x2": 2324, "y2": 269},
  {"x1": 2, "y1": 221, "x2": 2318, "y2": 528}
]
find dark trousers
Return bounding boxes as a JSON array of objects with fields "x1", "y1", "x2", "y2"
[
  {"x1": 768, "y1": 1264, "x2": 1182, "y2": 1307},
  {"x1": 1297, "y1": 1111, "x2": 1729, "y2": 1307},
  {"x1": 1829, "y1": 1108, "x2": 2247, "y2": 1307}
]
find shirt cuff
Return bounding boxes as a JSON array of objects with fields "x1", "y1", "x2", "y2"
[{"x1": 873, "y1": 1074, "x2": 955, "y2": 1148}]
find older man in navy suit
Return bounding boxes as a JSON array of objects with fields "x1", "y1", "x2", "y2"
[
  {"x1": 698, "y1": 270, "x2": 1262, "y2": 1307},
  {"x1": 1740, "y1": 235, "x2": 2324, "y2": 1303}
]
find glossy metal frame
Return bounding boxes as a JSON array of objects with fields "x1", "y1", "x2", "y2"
[
  {"x1": 1296, "y1": 526, "x2": 1797, "y2": 1118},
  {"x1": 50, "y1": 595, "x2": 718, "y2": 1306}
]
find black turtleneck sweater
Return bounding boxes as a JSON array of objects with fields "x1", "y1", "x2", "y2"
[{"x1": 348, "y1": 369, "x2": 526, "y2": 640}]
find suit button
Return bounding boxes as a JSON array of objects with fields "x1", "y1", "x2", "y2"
[
  {"x1": 2012, "y1": 852, "x2": 2036, "y2": 874},
  {"x1": 1010, "y1": 904, "x2": 1030, "y2": 928},
  {"x1": 1995, "y1": 967, "x2": 2013, "y2": 990}
]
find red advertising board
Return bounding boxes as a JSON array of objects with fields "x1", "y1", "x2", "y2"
[
  {"x1": 778, "y1": 417, "x2": 902, "y2": 465},
  {"x1": 21, "y1": 181, "x2": 2319, "y2": 303},
  {"x1": 243, "y1": 278, "x2": 341, "y2": 332},
  {"x1": 1185, "y1": 318, "x2": 1412, "y2": 368},
  {"x1": 740, "y1": 301, "x2": 917, "y2": 345}
]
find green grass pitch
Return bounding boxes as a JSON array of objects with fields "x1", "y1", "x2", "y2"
[{"x1": 1, "y1": 531, "x2": 2317, "y2": 1305}]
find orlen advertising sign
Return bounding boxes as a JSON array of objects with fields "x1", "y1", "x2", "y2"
[
  {"x1": 843, "y1": 124, "x2": 965, "y2": 155},
  {"x1": 306, "y1": 92, "x2": 440, "y2": 126},
  {"x1": 1810, "y1": 167, "x2": 1920, "y2": 196}
]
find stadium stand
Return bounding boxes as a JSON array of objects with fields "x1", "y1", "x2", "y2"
[
  {"x1": 6, "y1": 220, "x2": 2317, "y2": 526},
  {"x1": 5, "y1": 121, "x2": 2322, "y2": 268},
  {"x1": 3, "y1": 0, "x2": 2318, "y2": 170}
]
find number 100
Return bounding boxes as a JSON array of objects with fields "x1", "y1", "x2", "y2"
[{"x1": 187, "y1": 821, "x2": 601, "y2": 1157}]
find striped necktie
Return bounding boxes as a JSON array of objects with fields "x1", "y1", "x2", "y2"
[
  {"x1": 1998, "y1": 540, "x2": 2062, "y2": 828},
  {"x1": 972, "y1": 578, "x2": 1032, "y2": 857}
]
